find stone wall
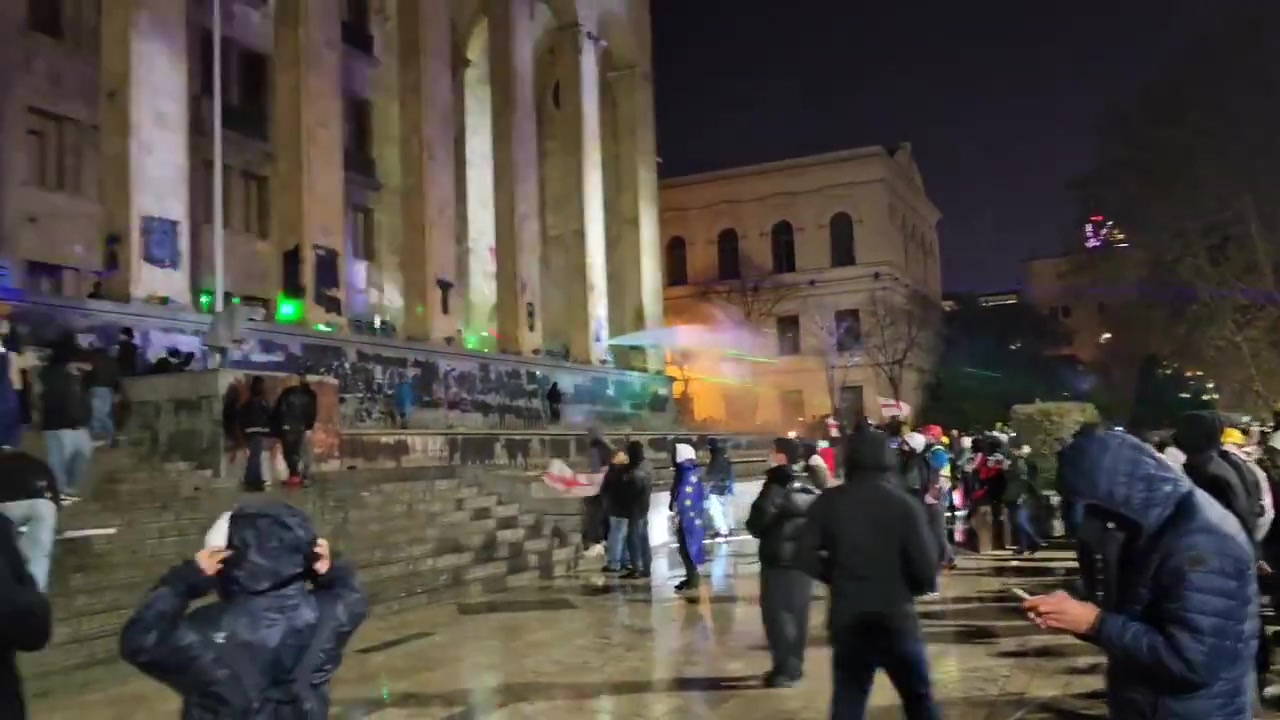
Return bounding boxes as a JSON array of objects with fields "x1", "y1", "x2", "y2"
[{"x1": 5, "y1": 296, "x2": 674, "y2": 431}]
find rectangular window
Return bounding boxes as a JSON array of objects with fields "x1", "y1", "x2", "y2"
[
  {"x1": 239, "y1": 49, "x2": 268, "y2": 111},
  {"x1": 24, "y1": 108, "x2": 86, "y2": 195},
  {"x1": 344, "y1": 97, "x2": 373, "y2": 156},
  {"x1": 776, "y1": 315, "x2": 800, "y2": 356},
  {"x1": 241, "y1": 171, "x2": 269, "y2": 238},
  {"x1": 834, "y1": 309, "x2": 862, "y2": 352},
  {"x1": 29, "y1": 0, "x2": 63, "y2": 39},
  {"x1": 779, "y1": 390, "x2": 805, "y2": 425},
  {"x1": 349, "y1": 205, "x2": 375, "y2": 261}
]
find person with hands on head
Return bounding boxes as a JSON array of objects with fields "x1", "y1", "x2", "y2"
[
  {"x1": 1022, "y1": 429, "x2": 1257, "y2": 720},
  {"x1": 120, "y1": 501, "x2": 367, "y2": 719}
]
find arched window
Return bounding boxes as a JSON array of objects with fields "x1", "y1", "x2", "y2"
[
  {"x1": 829, "y1": 212, "x2": 856, "y2": 267},
  {"x1": 716, "y1": 228, "x2": 741, "y2": 281},
  {"x1": 771, "y1": 220, "x2": 796, "y2": 274},
  {"x1": 665, "y1": 236, "x2": 688, "y2": 287}
]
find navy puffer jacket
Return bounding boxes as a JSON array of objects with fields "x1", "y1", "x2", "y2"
[
  {"x1": 1061, "y1": 431, "x2": 1257, "y2": 720},
  {"x1": 120, "y1": 501, "x2": 368, "y2": 719}
]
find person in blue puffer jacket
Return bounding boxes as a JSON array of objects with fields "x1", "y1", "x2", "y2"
[{"x1": 1023, "y1": 429, "x2": 1257, "y2": 720}]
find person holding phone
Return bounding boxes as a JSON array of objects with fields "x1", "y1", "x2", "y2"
[{"x1": 1021, "y1": 429, "x2": 1256, "y2": 720}]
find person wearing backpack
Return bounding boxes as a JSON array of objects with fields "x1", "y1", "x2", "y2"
[{"x1": 120, "y1": 501, "x2": 367, "y2": 719}]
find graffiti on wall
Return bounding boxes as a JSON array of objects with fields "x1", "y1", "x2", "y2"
[{"x1": 8, "y1": 300, "x2": 673, "y2": 431}]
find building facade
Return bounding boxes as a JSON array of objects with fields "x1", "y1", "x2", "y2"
[
  {"x1": 0, "y1": 0, "x2": 663, "y2": 368},
  {"x1": 661, "y1": 145, "x2": 942, "y2": 429},
  {"x1": 1022, "y1": 254, "x2": 1111, "y2": 362}
]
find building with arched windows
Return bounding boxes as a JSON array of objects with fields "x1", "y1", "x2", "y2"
[
  {"x1": 0, "y1": 0, "x2": 664, "y2": 368},
  {"x1": 660, "y1": 144, "x2": 942, "y2": 428}
]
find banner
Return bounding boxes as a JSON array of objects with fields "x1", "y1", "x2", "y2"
[
  {"x1": 542, "y1": 459, "x2": 605, "y2": 498},
  {"x1": 878, "y1": 397, "x2": 912, "y2": 418}
]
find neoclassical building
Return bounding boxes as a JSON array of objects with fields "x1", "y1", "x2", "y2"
[
  {"x1": 0, "y1": 0, "x2": 663, "y2": 367},
  {"x1": 661, "y1": 145, "x2": 942, "y2": 427}
]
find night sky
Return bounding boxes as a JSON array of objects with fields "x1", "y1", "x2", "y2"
[{"x1": 650, "y1": 0, "x2": 1219, "y2": 293}]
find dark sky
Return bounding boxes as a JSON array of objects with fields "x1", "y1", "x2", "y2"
[{"x1": 650, "y1": 0, "x2": 1215, "y2": 293}]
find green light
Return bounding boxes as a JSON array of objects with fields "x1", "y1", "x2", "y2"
[
  {"x1": 275, "y1": 294, "x2": 304, "y2": 324},
  {"x1": 232, "y1": 296, "x2": 241, "y2": 304},
  {"x1": 197, "y1": 290, "x2": 214, "y2": 313},
  {"x1": 313, "y1": 323, "x2": 335, "y2": 333}
]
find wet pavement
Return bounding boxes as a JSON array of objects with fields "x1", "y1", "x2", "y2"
[{"x1": 27, "y1": 541, "x2": 1277, "y2": 718}]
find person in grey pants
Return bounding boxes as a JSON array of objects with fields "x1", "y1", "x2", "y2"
[{"x1": 0, "y1": 449, "x2": 61, "y2": 591}]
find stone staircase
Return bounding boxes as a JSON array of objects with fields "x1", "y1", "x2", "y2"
[{"x1": 22, "y1": 450, "x2": 582, "y2": 696}]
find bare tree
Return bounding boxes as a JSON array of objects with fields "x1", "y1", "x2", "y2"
[
  {"x1": 862, "y1": 287, "x2": 941, "y2": 404},
  {"x1": 804, "y1": 300, "x2": 863, "y2": 420},
  {"x1": 696, "y1": 259, "x2": 802, "y2": 325}
]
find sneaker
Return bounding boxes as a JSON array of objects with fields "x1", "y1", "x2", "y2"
[
  {"x1": 601, "y1": 565, "x2": 622, "y2": 573},
  {"x1": 920, "y1": 592, "x2": 942, "y2": 602},
  {"x1": 59, "y1": 494, "x2": 81, "y2": 506},
  {"x1": 283, "y1": 476, "x2": 304, "y2": 489}
]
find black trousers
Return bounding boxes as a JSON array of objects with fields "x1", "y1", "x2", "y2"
[
  {"x1": 676, "y1": 526, "x2": 699, "y2": 586},
  {"x1": 280, "y1": 429, "x2": 306, "y2": 477},
  {"x1": 760, "y1": 566, "x2": 813, "y2": 679}
]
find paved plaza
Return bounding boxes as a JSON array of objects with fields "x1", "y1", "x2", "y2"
[{"x1": 28, "y1": 540, "x2": 1270, "y2": 719}]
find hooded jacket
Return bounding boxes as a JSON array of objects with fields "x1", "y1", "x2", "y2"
[
  {"x1": 1061, "y1": 431, "x2": 1257, "y2": 720},
  {"x1": 746, "y1": 462, "x2": 820, "y2": 567},
  {"x1": 119, "y1": 502, "x2": 368, "y2": 719},
  {"x1": 704, "y1": 442, "x2": 735, "y2": 496},
  {"x1": 1175, "y1": 411, "x2": 1260, "y2": 544},
  {"x1": 796, "y1": 428, "x2": 937, "y2": 630},
  {"x1": 624, "y1": 441, "x2": 653, "y2": 520}
]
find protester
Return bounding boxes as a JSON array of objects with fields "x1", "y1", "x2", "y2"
[
  {"x1": 621, "y1": 440, "x2": 654, "y2": 580},
  {"x1": 586, "y1": 429, "x2": 611, "y2": 474},
  {"x1": 669, "y1": 442, "x2": 705, "y2": 591},
  {"x1": 746, "y1": 437, "x2": 821, "y2": 688},
  {"x1": 798, "y1": 427, "x2": 940, "y2": 718},
  {"x1": 0, "y1": 511, "x2": 52, "y2": 719},
  {"x1": 600, "y1": 449, "x2": 632, "y2": 573},
  {"x1": 120, "y1": 502, "x2": 368, "y2": 718},
  {"x1": 920, "y1": 431, "x2": 954, "y2": 570},
  {"x1": 0, "y1": 449, "x2": 60, "y2": 591},
  {"x1": 704, "y1": 438, "x2": 736, "y2": 539},
  {"x1": 0, "y1": 328, "x2": 22, "y2": 449},
  {"x1": 546, "y1": 382, "x2": 562, "y2": 424},
  {"x1": 39, "y1": 334, "x2": 93, "y2": 503},
  {"x1": 799, "y1": 441, "x2": 832, "y2": 490},
  {"x1": 238, "y1": 376, "x2": 273, "y2": 492},
  {"x1": 84, "y1": 345, "x2": 120, "y2": 446},
  {"x1": 149, "y1": 347, "x2": 193, "y2": 374},
  {"x1": 394, "y1": 375, "x2": 414, "y2": 429},
  {"x1": 116, "y1": 328, "x2": 141, "y2": 377},
  {"x1": 1022, "y1": 429, "x2": 1257, "y2": 720},
  {"x1": 1004, "y1": 444, "x2": 1042, "y2": 556},
  {"x1": 272, "y1": 372, "x2": 317, "y2": 488}
]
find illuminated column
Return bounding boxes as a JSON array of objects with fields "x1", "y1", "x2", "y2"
[
  {"x1": 557, "y1": 21, "x2": 610, "y2": 365},
  {"x1": 0, "y1": 2, "x2": 19, "y2": 271},
  {"x1": 99, "y1": 0, "x2": 192, "y2": 303},
  {"x1": 488, "y1": 0, "x2": 542, "y2": 355},
  {"x1": 272, "y1": 0, "x2": 344, "y2": 325},
  {"x1": 608, "y1": 67, "x2": 664, "y2": 370},
  {"x1": 399, "y1": 0, "x2": 458, "y2": 342}
]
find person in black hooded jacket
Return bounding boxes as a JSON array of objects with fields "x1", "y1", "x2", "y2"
[
  {"x1": 120, "y1": 501, "x2": 367, "y2": 719},
  {"x1": 746, "y1": 437, "x2": 821, "y2": 688},
  {"x1": 1174, "y1": 410, "x2": 1260, "y2": 544},
  {"x1": 0, "y1": 512, "x2": 52, "y2": 719},
  {"x1": 796, "y1": 426, "x2": 939, "y2": 718}
]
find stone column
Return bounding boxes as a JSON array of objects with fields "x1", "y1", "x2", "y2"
[
  {"x1": 0, "y1": 1, "x2": 19, "y2": 275},
  {"x1": 557, "y1": 22, "x2": 610, "y2": 365},
  {"x1": 399, "y1": 0, "x2": 458, "y2": 343},
  {"x1": 99, "y1": 0, "x2": 192, "y2": 304},
  {"x1": 608, "y1": 68, "x2": 664, "y2": 370},
  {"x1": 488, "y1": 0, "x2": 542, "y2": 355},
  {"x1": 272, "y1": 0, "x2": 344, "y2": 325}
]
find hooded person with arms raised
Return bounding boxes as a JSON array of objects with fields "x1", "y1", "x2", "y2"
[{"x1": 120, "y1": 501, "x2": 367, "y2": 719}]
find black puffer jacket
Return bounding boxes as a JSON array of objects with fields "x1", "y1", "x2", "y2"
[
  {"x1": 746, "y1": 464, "x2": 820, "y2": 567},
  {"x1": 119, "y1": 502, "x2": 367, "y2": 719}
]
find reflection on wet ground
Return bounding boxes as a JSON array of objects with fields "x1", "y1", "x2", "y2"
[{"x1": 31, "y1": 542, "x2": 1279, "y2": 719}]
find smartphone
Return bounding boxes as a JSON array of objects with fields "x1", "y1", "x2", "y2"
[{"x1": 1009, "y1": 587, "x2": 1033, "y2": 601}]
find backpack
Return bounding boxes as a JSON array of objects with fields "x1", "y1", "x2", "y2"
[{"x1": 1219, "y1": 449, "x2": 1271, "y2": 541}]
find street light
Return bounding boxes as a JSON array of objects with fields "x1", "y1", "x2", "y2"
[{"x1": 212, "y1": 0, "x2": 225, "y2": 312}]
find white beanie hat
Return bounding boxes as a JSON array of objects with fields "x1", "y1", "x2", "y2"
[
  {"x1": 903, "y1": 432, "x2": 926, "y2": 454},
  {"x1": 674, "y1": 443, "x2": 696, "y2": 465},
  {"x1": 204, "y1": 511, "x2": 232, "y2": 549}
]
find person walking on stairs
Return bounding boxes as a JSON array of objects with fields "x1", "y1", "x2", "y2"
[
  {"x1": 272, "y1": 372, "x2": 317, "y2": 488},
  {"x1": 39, "y1": 334, "x2": 93, "y2": 503}
]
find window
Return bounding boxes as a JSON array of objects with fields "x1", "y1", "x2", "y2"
[
  {"x1": 24, "y1": 108, "x2": 88, "y2": 196},
  {"x1": 834, "y1": 309, "x2": 862, "y2": 352},
  {"x1": 349, "y1": 205, "x2": 375, "y2": 261},
  {"x1": 344, "y1": 97, "x2": 373, "y2": 155},
  {"x1": 779, "y1": 390, "x2": 805, "y2": 424},
  {"x1": 776, "y1": 315, "x2": 800, "y2": 356},
  {"x1": 716, "y1": 228, "x2": 740, "y2": 281},
  {"x1": 771, "y1": 220, "x2": 796, "y2": 274},
  {"x1": 29, "y1": 0, "x2": 63, "y2": 39},
  {"x1": 830, "y1": 211, "x2": 856, "y2": 267},
  {"x1": 238, "y1": 49, "x2": 269, "y2": 112},
  {"x1": 238, "y1": 171, "x2": 269, "y2": 238},
  {"x1": 665, "y1": 236, "x2": 687, "y2": 287}
]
